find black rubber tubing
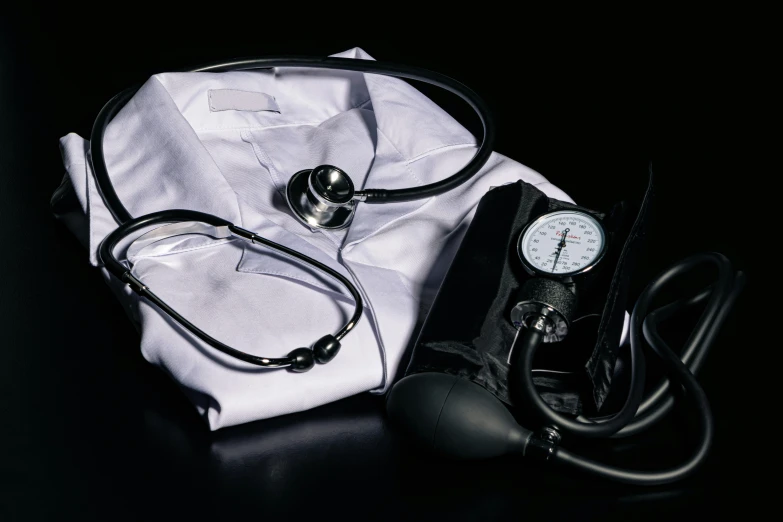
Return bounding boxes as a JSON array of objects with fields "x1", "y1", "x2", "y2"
[{"x1": 511, "y1": 252, "x2": 744, "y2": 484}]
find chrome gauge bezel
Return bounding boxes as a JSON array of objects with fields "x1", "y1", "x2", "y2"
[{"x1": 517, "y1": 210, "x2": 607, "y2": 278}]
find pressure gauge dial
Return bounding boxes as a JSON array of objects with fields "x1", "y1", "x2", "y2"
[{"x1": 517, "y1": 210, "x2": 606, "y2": 277}]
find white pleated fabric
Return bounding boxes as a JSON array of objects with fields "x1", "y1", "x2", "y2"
[{"x1": 56, "y1": 48, "x2": 578, "y2": 430}]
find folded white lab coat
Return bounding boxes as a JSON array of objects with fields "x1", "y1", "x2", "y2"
[{"x1": 55, "y1": 47, "x2": 577, "y2": 430}]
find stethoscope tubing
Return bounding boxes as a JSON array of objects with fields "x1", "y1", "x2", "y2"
[
  {"x1": 91, "y1": 56, "x2": 496, "y2": 370},
  {"x1": 90, "y1": 56, "x2": 495, "y2": 226}
]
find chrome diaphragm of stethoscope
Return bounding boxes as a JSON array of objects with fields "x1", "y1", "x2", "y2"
[
  {"x1": 92, "y1": 56, "x2": 495, "y2": 371},
  {"x1": 287, "y1": 165, "x2": 361, "y2": 229}
]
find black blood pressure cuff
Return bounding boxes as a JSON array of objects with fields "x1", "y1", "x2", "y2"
[{"x1": 402, "y1": 168, "x2": 654, "y2": 414}]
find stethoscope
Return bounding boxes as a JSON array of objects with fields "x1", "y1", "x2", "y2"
[
  {"x1": 92, "y1": 56, "x2": 746, "y2": 485},
  {"x1": 95, "y1": 57, "x2": 495, "y2": 372}
]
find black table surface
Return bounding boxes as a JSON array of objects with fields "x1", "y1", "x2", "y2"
[{"x1": 1, "y1": 19, "x2": 755, "y2": 521}]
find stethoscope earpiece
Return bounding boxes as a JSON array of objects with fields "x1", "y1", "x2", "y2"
[
  {"x1": 287, "y1": 348, "x2": 316, "y2": 373},
  {"x1": 99, "y1": 210, "x2": 362, "y2": 372},
  {"x1": 283, "y1": 334, "x2": 343, "y2": 372}
]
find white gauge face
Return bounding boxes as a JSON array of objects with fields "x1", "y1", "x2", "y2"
[{"x1": 518, "y1": 210, "x2": 606, "y2": 277}]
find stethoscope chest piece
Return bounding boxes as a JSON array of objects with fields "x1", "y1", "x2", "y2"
[{"x1": 286, "y1": 165, "x2": 360, "y2": 230}]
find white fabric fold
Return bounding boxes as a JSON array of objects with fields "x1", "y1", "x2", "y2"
[{"x1": 55, "y1": 47, "x2": 580, "y2": 430}]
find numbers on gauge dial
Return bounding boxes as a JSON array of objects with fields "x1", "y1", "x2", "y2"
[{"x1": 520, "y1": 211, "x2": 604, "y2": 276}]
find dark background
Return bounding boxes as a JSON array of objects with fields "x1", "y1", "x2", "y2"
[{"x1": 1, "y1": 15, "x2": 754, "y2": 521}]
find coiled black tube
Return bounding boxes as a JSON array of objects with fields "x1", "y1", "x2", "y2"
[{"x1": 511, "y1": 253, "x2": 744, "y2": 484}]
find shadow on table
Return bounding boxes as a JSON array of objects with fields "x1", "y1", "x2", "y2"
[{"x1": 140, "y1": 390, "x2": 699, "y2": 521}]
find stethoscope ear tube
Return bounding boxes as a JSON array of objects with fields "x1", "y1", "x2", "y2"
[
  {"x1": 98, "y1": 209, "x2": 363, "y2": 371},
  {"x1": 89, "y1": 87, "x2": 138, "y2": 225}
]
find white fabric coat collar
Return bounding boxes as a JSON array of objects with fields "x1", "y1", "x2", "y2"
[
  {"x1": 56, "y1": 47, "x2": 580, "y2": 429},
  {"x1": 96, "y1": 47, "x2": 477, "y2": 258}
]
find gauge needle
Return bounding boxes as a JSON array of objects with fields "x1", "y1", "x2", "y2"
[{"x1": 551, "y1": 228, "x2": 569, "y2": 273}]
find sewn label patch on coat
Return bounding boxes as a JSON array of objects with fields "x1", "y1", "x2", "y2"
[{"x1": 208, "y1": 89, "x2": 280, "y2": 113}]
